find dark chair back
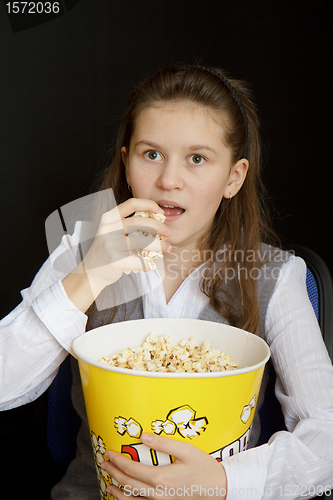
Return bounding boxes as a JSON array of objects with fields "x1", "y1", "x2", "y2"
[
  {"x1": 258, "y1": 246, "x2": 333, "y2": 499},
  {"x1": 293, "y1": 246, "x2": 333, "y2": 361}
]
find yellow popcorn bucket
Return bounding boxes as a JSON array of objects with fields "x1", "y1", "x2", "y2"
[{"x1": 72, "y1": 318, "x2": 270, "y2": 499}]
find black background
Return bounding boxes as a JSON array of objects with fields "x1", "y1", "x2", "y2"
[
  {"x1": 1, "y1": 0, "x2": 333, "y2": 320},
  {"x1": 0, "y1": 0, "x2": 332, "y2": 496}
]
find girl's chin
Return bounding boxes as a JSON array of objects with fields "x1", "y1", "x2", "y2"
[
  {"x1": 165, "y1": 227, "x2": 211, "y2": 255},
  {"x1": 166, "y1": 235, "x2": 199, "y2": 252}
]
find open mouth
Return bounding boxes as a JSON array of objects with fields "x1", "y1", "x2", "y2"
[{"x1": 158, "y1": 203, "x2": 185, "y2": 217}]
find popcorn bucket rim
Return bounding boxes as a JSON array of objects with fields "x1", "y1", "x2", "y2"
[{"x1": 72, "y1": 318, "x2": 270, "y2": 379}]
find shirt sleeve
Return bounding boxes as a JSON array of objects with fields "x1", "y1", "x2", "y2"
[
  {"x1": 0, "y1": 223, "x2": 88, "y2": 410},
  {"x1": 222, "y1": 255, "x2": 333, "y2": 499}
]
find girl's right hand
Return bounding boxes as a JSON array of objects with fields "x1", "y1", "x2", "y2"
[
  {"x1": 62, "y1": 198, "x2": 172, "y2": 312},
  {"x1": 84, "y1": 198, "x2": 172, "y2": 288}
]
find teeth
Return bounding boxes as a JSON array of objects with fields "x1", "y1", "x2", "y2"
[{"x1": 160, "y1": 204, "x2": 176, "y2": 208}]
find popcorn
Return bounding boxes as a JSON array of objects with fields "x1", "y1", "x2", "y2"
[
  {"x1": 134, "y1": 211, "x2": 166, "y2": 223},
  {"x1": 124, "y1": 211, "x2": 166, "y2": 274},
  {"x1": 99, "y1": 333, "x2": 238, "y2": 373}
]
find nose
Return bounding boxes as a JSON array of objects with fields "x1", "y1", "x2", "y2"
[{"x1": 156, "y1": 158, "x2": 184, "y2": 191}]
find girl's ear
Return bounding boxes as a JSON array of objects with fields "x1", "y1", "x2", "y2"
[
  {"x1": 121, "y1": 147, "x2": 129, "y2": 182},
  {"x1": 223, "y1": 158, "x2": 249, "y2": 199}
]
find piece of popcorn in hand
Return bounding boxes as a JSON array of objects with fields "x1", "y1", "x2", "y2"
[
  {"x1": 123, "y1": 211, "x2": 167, "y2": 274},
  {"x1": 134, "y1": 211, "x2": 166, "y2": 223}
]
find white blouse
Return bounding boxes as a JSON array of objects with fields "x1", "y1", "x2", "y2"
[{"x1": 0, "y1": 225, "x2": 332, "y2": 499}]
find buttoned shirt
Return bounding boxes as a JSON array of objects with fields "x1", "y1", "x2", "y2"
[{"x1": 1, "y1": 224, "x2": 332, "y2": 499}]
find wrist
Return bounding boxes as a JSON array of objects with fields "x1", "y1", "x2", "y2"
[{"x1": 62, "y1": 262, "x2": 104, "y2": 313}]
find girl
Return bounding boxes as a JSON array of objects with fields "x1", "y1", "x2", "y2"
[{"x1": 1, "y1": 65, "x2": 332, "y2": 499}]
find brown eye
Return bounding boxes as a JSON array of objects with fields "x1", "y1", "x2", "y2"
[
  {"x1": 144, "y1": 150, "x2": 162, "y2": 161},
  {"x1": 189, "y1": 154, "x2": 205, "y2": 165}
]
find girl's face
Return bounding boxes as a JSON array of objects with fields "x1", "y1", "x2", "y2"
[{"x1": 123, "y1": 101, "x2": 248, "y2": 251}]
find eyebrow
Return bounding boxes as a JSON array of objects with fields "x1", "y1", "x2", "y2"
[
  {"x1": 134, "y1": 140, "x2": 218, "y2": 155},
  {"x1": 189, "y1": 144, "x2": 218, "y2": 155}
]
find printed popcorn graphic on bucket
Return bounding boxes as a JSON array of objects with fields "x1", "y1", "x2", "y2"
[
  {"x1": 114, "y1": 416, "x2": 143, "y2": 439},
  {"x1": 74, "y1": 318, "x2": 270, "y2": 498},
  {"x1": 90, "y1": 431, "x2": 113, "y2": 499},
  {"x1": 151, "y1": 404, "x2": 208, "y2": 439},
  {"x1": 240, "y1": 395, "x2": 257, "y2": 424}
]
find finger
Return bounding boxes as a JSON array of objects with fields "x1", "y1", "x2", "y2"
[
  {"x1": 124, "y1": 218, "x2": 171, "y2": 239},
  {"x1": 102, "y1": 199, "x2": 165, "y2": 226},
  {"x1": 83, "y1": 230, "x2": 134, "y2": 270},
  {"x1": 120, "y1": 254, "x2": 149, "y2": 273},
  {"x1": 98, "y1": 213, "x2": 171, "y2": 242},
  {"x1": 101, "y1": 460, "x2": 151, "y2": 498},
  {"x1": 104, "y1": 233, "x2": 170, "y2": 266},
  {"x1": 107, "y1": 483, "x2": 148, "y2": 500},
  {"x1": 119, "y1": 198, "x2": 165, "y2": 219},
  {"x1": 141, "y1": 434, "x2": 196, "y2": 463},
  {"x1": 127, "y1": 233, "x2": 170, "y2": 253},
  {"x1": 98, "y1": 221, "x2": 171, "y2": 247},
  {"x1": 84, "y1": 233, "x2": 170, "y2": 274},
  {"x1": 89, "y1": 229, "x2": 167, "y2": 258},
  {"x1": 105, "y1": 449, "x2": 165, "y2": 486}
]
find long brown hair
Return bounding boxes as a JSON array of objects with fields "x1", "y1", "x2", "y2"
[{"x1": 87, "y1": 65, "x2": 279, "y2": 334}]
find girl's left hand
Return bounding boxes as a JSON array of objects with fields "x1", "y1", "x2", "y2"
[{"x1": 101, "y1": 433, "x2": 227, "y2": 500}]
